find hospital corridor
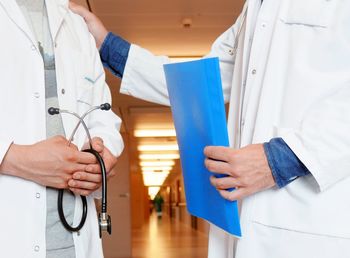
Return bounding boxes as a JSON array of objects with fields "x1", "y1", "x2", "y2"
[
  {"x1": 79, "y1": 0, "x2": 244, "y2": 257},
  {"x1": 2, "y1": 0, "x2": 348, "y2": 257}
]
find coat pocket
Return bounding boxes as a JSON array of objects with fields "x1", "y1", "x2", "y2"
[{"x1": 280, "y1": 0, "x2": 336, "y2": 28}]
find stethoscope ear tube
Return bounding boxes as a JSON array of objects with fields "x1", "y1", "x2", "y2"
[
  {"x1": 83, "y1": 149, "x2": 108, "y2": 214},
  {"x1": 83, "y1": 148, "x2": 112, "y2": 238}
]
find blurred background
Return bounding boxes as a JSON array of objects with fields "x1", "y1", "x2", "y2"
[{"x1": 73, "y1": 1, "x2": 244, "y2": 257}]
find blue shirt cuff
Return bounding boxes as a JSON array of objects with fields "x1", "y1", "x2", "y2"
[
  {"x1": 99, "y1": 32, "x2": 131, "y2": 78},
  {"x1": 263, "y1": 138, "x2": 310, "y2": 188}
]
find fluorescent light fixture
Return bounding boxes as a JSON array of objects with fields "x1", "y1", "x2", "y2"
[
  {"x1": 138, "y1": 144, "x2": 179, "y2": 151},
  {"x1": 142, "y1": 171, "x2": 170, "y2": 186},
  {"x1": 148, "y1": 187, "x2": 160, "y2": 200},
  {"x1": 139, "y1": 153, "x2": 180, "y2": 160},
  {"x1": 143, "y1": 170, "x2": 170, "y2": 174},
  {"x1": 134, "y1": 129, "x2": 176, "y2": 138},
  {"x1": 140, "y1": 161, "x2": 175, "y2": 167},
  {"x1": 141, "y1": 166, "x2": 173, "y2": 172}
]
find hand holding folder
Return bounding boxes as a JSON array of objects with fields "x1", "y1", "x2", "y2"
[{"x1": 164, "y1": 57, "x2": 241, "y2": 236}]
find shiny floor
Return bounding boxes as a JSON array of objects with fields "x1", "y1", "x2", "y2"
[{"x1": 132, "y1": 213, "x2": 208, "y2": 258}]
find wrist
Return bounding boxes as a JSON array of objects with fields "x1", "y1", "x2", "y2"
[
  {"x1": 97, "y1": 29, "x2": 108, "y2": 49},
  {"x1": 0, "y1": 144, "x2": 31, "y2": 179}
]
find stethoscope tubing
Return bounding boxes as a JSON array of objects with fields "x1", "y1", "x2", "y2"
[{"x1": 48, "y1": 104, "x2": 111, "y2": 234}]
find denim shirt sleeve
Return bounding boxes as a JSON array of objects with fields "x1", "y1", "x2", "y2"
[
  {"x1": 99, "y1": 32, "x2": 131, "y2": 78},
  {"x1": 263, "y1": 138, "x2": 310, "y2": 188}
]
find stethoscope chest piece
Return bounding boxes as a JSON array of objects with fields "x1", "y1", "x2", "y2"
[{"x1": 99, "y1": 212, "x2": 112, "y2": 238}]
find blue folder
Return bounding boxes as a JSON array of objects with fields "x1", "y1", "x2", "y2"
[{"x1": 163, "y1": 57, "x2": 241, "y2": 236}]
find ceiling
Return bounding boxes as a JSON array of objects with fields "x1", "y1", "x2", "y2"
[{"x1": 74, "y1": 0, "x2": 244, "y2": 184}]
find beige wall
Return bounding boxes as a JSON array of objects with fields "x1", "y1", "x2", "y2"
[
  {"x1": 131, "y1": 172, "x2": 150, "y2": 229},
  {"x1": 103, "y1": 133, "x2": 132, "y2": 258}
]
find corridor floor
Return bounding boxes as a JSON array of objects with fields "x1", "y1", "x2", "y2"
[{"x1": 132, "y1": 213, "x2": 208, "y2": 258}]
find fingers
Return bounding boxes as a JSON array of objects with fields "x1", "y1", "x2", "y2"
[
  {"x1": 72, "y1": 171, "x2": 102, "y2": 182},
  {"x1": 204, "y1": 146, "x2": 232, "y2": 162},
  {"x1": 91, "y1": 137, "x2": 104, "y2": 153},
  {"x1": 210, "y1": 176, "x2": 240, "y2": 190},
  {"x1": 68, "y1": 179, "x2": 100, "y2": 189},
  {"x1": 218, "y1": 188, "x2": 246, "y2": 202},
  {"x1": 107, "y1": 169, "x2": 116, "y2": 179},
  {"x1": 205, "y1": 158, "x2": 232, "y2": 175},
  {"x1": 70, "y1": 188, "x2": 94, "y2": 197},
  {"x1": 69, "y1": 2, "x2": 90, "y2": 19},
  {"x1": 68, "y1": 171, "x2": 102, "y2": 196},
  {"x1": 84, "y1": 164, "x2": 101, "y2": 174},
  {"x1": 76, "y1": 151, "x2": 97, "y2": 164}
]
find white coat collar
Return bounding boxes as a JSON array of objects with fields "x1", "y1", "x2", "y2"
[
  {"x1": 0, "y1": 0, "x2": 69, "y2": 45},
  {"x1": 45, "y1": 0, "x2": 69, "y2": 42}
]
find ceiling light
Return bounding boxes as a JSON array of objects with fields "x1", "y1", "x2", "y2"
[
  {"x1": 140, "y1": 161, "x2": 176, "y2": 167},
  {"x1": 141, "y1": 166, "x2": 173, "y2": 171},
  {"x1": 142, "y1": 171, "x2": 170, "y2": 186},
  {"x1": 134, "y1": 129, "x2": 176, "y2": 137},
  {"x1": 148, "y1": 187, "x2": 160, "y2": 200},
  {"x1": 138, "y1": 144, "x2": 179, "y2": 151},
  {"x1": 143, "y1": 170, "x2": 170, "y2": 174},
  {"x1": 139, "y1": 153, "x2": 180, "y2": 160}
]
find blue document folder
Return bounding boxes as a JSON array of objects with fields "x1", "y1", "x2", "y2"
[{"x1": 163, "y1": 57, "x2": 241, "y2": 236}]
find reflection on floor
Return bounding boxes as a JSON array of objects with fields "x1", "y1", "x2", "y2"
[{"x1": 132, "y1": 212, "x2": 208, "y2": 258}]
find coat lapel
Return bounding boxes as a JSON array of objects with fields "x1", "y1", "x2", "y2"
[
  {"x1": 0, "y1": 0, "x2": 37, "y2": 46},
  {"x1": 45, "y1": 0, "x2": 69, "y2": 43}
]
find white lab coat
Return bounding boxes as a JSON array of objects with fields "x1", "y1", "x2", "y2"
[
  {"x1": 120, "y1": 0, "x2": 350, "y2": 257},
  {"x1": 0, "y1": 0, "x2": 123, "y2": 257}
]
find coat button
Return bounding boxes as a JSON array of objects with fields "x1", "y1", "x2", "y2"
[
  {"x1": 36, "y1": 193, "x2": 41, "y2": 199},
  {"x1": 34, "y1": 92, "x2": 40, "y2": 98},
  {"x1": 252, "y1": 69, "x2": 257, "y2": 75},
  {"x1": 34, "y1": 245, "x2": 40, "y2": 252},
  {"x1": 61, "y1": 88, "x2": 65, "y2": 95}
]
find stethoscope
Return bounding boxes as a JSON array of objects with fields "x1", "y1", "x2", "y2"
[{"x1": 48, "y1": 103, "x2": 112, "y2": 238}]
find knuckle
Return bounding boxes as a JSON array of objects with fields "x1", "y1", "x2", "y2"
[
  {"x1": 80, "y1": 173, "x2": 87, "y2": 180},
  {"x1": 66, "y1": 152, "x2": 76, "y2": 162},
  {"x1": 58, "y1": 181, "x2": 67, "y2": 189},
  {"x1": 240, "y1": 177, "x2": 250, "y2": 187}
]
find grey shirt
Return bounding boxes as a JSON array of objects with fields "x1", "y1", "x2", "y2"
[{"x1": 16, "y1": 0, "x2": 76, "y2": 257}]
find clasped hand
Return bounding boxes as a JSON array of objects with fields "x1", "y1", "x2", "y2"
[
  {"x1": 0, "y1": 136, "x2": 117, "y2": 196},
  {"x1": 204, "y1": 144, "x2": 276, "y2": 201}
]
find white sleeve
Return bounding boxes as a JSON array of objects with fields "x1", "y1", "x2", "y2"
[
  {"x1": 281, "y1": 84, "x2": 350, "y2": 191},
  {"x1": 0, "y1": 137, "x2": 13, "y2": 164},
  {"x1": 120, "y1": 9, "x2": 246, "y2": 104},
  {"x1": 86, "y1": 32, "x2": 124, "y2": 157},
  {"x1": 71, "y1": 11, "x2": 124, "y2": 157}
]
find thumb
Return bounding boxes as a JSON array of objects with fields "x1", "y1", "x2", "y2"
[{"x1": 92, "y1": 137, "x2": 104, "y2": 153}]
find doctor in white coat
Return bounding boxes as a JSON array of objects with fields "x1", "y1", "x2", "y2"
[
  {"x1": 0, "y1": 0, "x2": 123, "y2": 257},
  {"x1": 71, "y1": 0, "x2": 350, "y2": 257}
]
